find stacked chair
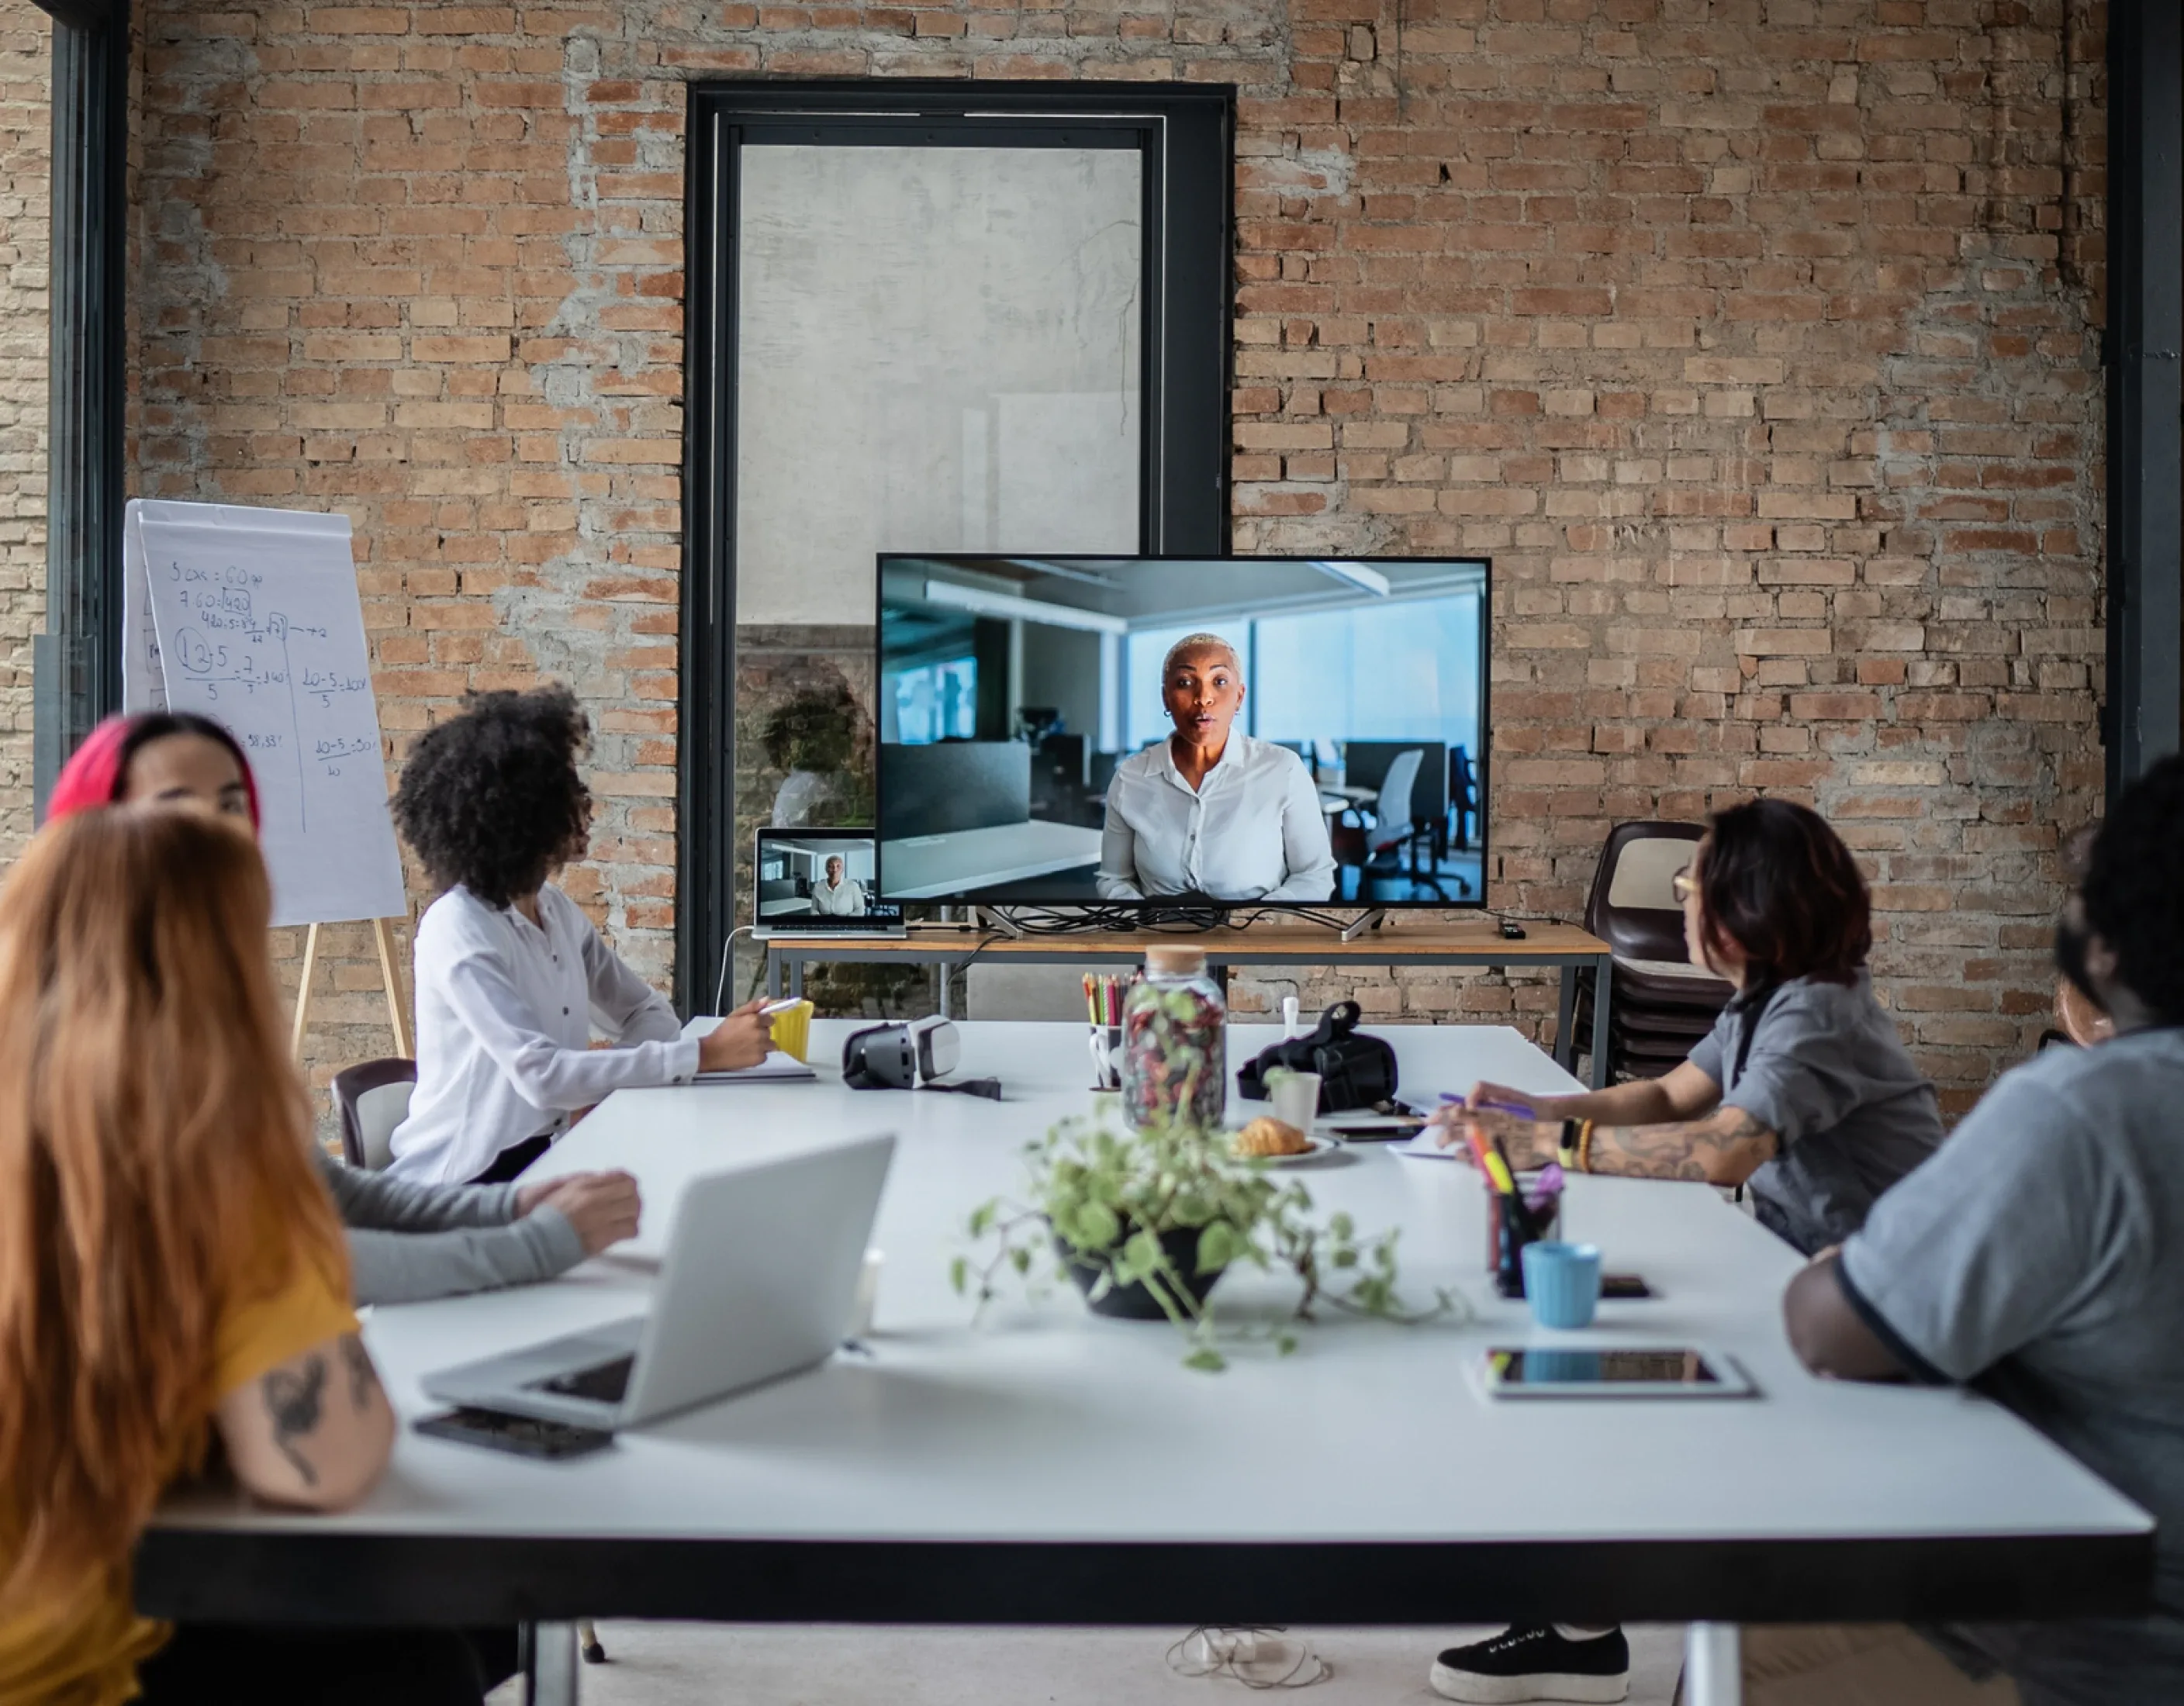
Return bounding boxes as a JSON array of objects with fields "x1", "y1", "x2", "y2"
[{"x1": 1571, "y1": 822, "x2": 1736, "y2": 1083}]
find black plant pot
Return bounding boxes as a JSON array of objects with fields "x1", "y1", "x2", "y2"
[{"x1": 1056, "y1": 1224, "x2": 1227, "y2": 1321}]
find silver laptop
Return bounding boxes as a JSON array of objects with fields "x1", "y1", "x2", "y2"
[
  {"x1": 423, "y1": 1134, "x2": 895, "y2": 1431},
  {"x1": 751, "y1": 827, "x2": 904, "y2": 941}
]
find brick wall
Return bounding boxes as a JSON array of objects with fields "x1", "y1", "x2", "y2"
[
  {"x1": 47, "y1": 0, "x2": 2099, "y2": 1111},
  {"x1": 0, "y1": 0, "x2": 46, "y2": 859}
]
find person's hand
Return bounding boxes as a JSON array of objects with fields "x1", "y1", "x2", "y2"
[
  {"x1": 522, "y1": 1170, "x2": 642, "y2": 1256},
  {"x1": 698, "y1": 998, "x2": 773, "y2": 1072},
  {"x1": 1433, "y1": 1108, "x2": 1558, "y2": 1169},
  {"x1": 1467, "y1": 1080, "x2": 1543, "y2": 1118}
]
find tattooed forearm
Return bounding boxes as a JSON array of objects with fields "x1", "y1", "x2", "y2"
[
  {"x1": 1591, "y1": 1105, "x2": 1778, "y2": 1186},
  {"x1": 338, "y1": 1335, "x2": 378, "y2": 1411},
  {"x1": 261, "y1": 1355, "x2": 328, "y2": 1484}
]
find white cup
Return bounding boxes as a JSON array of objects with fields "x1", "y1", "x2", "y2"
[
  {"x1": 1267, "y1": 1069, "x2": 1322, "y2": 1133},
  {"x1": 852, "y1": 1248, "x2": 883, "y2": 1338}
]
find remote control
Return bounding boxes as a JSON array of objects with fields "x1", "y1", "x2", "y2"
[{"x1": 1498, "y1": 920, "x2": 1527, "y2": 940}]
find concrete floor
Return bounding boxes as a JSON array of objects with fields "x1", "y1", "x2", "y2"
[{"x1": 489, "y1": 1623, "x2": 1685, "y2": 1704}]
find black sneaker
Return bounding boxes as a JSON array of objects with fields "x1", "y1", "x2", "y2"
[{"x1": 1429, "y1": 1625, "x2": 1630, "y2": 1703}]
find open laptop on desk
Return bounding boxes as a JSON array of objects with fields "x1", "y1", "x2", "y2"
[
  {"x1": 423, "y1": 1134, "x2": 895, "y2": 1430},
  {"x1": 752, "y1": 827, "x2": 905, "y2": 940}
]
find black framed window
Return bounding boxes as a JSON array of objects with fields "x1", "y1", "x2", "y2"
[{"x1": 679, "y1": 80, "x2": 1233, "y2": 1007}]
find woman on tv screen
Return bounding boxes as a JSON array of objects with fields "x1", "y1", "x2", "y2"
[{"x1": 1096, "y1": 632, "x2": 1336, "y2": 904}]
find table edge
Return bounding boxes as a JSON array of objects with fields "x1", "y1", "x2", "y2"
[{"x1": 134, "y1": 1528, "x2": 2154, "y2": 1628}]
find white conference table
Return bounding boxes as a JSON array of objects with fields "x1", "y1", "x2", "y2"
[{"x1": 137, "y1": 1021, "x2": 2151, "y2": 1706}]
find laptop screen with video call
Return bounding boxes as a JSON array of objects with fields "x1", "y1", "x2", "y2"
[{"x1": 754, "y1": 828, "x2": 903, "y2": 935}]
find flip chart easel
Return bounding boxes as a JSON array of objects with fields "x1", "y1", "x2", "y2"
[
  {"x1": 123, "y1": 500, "x2": 413, "y2": 1060},
  {"x1": 289, "y1": 918, "x2": 415, "y2": 1062}
]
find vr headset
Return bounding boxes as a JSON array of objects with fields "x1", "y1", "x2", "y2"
[{"x1": 841, "y1": 1018, "x2": 999, "y2": 1098}]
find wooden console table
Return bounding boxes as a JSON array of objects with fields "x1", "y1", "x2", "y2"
[{"x1": 765, "y1": 922, "x2": 1617, "y2": 1089}]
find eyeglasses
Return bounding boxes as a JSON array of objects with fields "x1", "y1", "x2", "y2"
[{"x1": 1671, "y1": 866, "x2": 1695, "y2": 903}]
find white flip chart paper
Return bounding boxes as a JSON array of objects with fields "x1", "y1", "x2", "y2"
[{"x1": 133, "y1": 505, "x2": 407, "y2": 927}]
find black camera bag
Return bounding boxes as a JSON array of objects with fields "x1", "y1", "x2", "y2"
[{"x1": 1235, "y1": 1000, "x2": 1398, "y2": 1114}]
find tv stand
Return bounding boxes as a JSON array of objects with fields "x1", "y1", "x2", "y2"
[
  {"x1": 1338, "y1": 909, "x2": 1386, "y2": 942},
  {"x1": 969, "y1": 906, "x2": 1025, "y2": 940}
]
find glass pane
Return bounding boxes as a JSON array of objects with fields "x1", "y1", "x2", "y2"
[
  {"x1": 727, "y1": 142, "x2": 1145, "y2": 962},
  {"x1": 735, "y1": 144, "x2": 1143, "y2": 630}
]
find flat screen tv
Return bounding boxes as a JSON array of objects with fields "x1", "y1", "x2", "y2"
[{"x1": 875, "y1": 555, "x2": 1488, "y2": 910}]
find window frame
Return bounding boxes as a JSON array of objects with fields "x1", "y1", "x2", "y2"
[{"x1": 678, "y1": 79, "x2": 1234, "y2": 1007}]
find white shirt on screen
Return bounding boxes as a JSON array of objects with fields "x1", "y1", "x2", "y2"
[
  {"x1": 1097, "y1": 733, "x2": 1337, "y2": 903},
  {"x1": 810, "y1": 876, "x2": 867, "y2": 915},
  {"x1": 387, "y1": 882, "x2": 700, "y2": 1186}
]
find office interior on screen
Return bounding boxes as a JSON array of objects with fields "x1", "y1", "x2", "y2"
[
  {"x1": 876, "y1": 555, "x2": 1487, "y2": 906},
  {"x1": 758, "y1": 835, "x2": 879, "y2": 920}
]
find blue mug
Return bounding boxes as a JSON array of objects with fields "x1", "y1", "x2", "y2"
[{"x1": 1521, "y1": 1241, "x2": 1602, "y2": 1330}]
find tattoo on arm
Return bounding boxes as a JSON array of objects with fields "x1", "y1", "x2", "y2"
[
  {"x1": 261, "y1": 1355, "x2": 328, "y2": 1485},
  {"x1": 338, "y1": 1335, "x2": 378, "y2": 1411},
  {"x1": 1591, "y1": 1104, "x2": 1778, "y2": 1184}
]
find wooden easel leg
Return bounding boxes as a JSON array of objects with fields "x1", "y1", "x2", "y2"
[
  {"x1": 371, "y1": 917, "x2": 413, "y2": 1058},
  {"x1": 291, "y1": 922, "x2": 320, "y2": 1062}
]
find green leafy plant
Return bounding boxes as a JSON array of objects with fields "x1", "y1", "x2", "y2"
[{"x1": 952, "y1": 1114, "x2": 1457, "y2": 1371}]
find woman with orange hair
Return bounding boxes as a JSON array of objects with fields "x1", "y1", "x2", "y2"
[{"x1": 0, "y1": 809, "x2": 484, "y2": 1702}]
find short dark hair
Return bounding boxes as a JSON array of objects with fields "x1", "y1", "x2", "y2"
[
  {"x1": 117, "y1": 712, "x2": 251, "y2": 792},
  {"x1": 2081, "y1": 755, "x2": 2184, "y2": 1023},
  {"x1": 392, "y1": 684, "x2": 590, "y2": 910},
  {"x1": 1698, "y1": 798, "x2": 1871, "y2": 987}
]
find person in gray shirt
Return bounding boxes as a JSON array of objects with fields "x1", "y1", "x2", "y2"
[
  {"x1": 318, "y1": 1152, "x2": 640, "y2": 1307},
  {"x1": 1439, "y1": 798, "x2": 1943, "y2": 1255},
  {"x1": 1782, "y1": 755, "x2": 2184, "y2": 1705},
  {"x1": 1427, "y1": 799, "x2": 1946, "y2": 1706}
]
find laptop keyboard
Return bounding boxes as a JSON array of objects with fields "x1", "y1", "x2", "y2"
[{"x1": 534, "y1": 1354, "x2": 634, "y2": 1404}]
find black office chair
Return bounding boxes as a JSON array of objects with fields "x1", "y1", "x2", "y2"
[
  {"x1": 1447, "y1": 746, "x2": 1479, "y2": 851},
  {"x1": 1569, "y1": 822, "x2": 1735, "y2": 1081},
  {"x1": 331, "y1": 1057, "x2": 416, "y2": 1172}
]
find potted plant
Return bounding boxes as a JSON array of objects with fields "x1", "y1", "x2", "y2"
[{"x1": 955, "y1": 1114, "x2": 1456, "y2": 1371}]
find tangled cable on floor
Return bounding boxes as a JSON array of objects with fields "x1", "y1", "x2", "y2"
[{"x1": 1166, "y1": 1626, "x2": 1332, "y2": 1689}]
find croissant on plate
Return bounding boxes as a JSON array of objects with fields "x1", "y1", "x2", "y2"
[{"x1": 1232, "y1": 1115, "x2": 1311, "y2": 1158}]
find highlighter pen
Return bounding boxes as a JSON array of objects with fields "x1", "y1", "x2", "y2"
[
  {"x1": 1482, "y1": 1140, "x2": 1519, "y2": 1197},
  {"x1": 1465, "y1": 1123, "x2": 1515, "y2": 1194}
]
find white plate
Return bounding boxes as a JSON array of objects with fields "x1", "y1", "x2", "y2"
[{"x1": 1229, "y1": 1134, "x2": 1343, "y2": 1167}]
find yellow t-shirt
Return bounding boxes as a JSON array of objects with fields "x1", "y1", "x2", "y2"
[{"x1": 0, "y1": 1243, "x2": 358, "y2": 1706}]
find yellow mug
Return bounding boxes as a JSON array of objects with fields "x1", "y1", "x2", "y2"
[{"x1": 767, "y1": 998, "x2": 814, "y2": 1063}]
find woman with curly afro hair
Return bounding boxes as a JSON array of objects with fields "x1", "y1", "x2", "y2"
[{"x1": 385, "y1": 684, "x2": 773, "y2": 1185}]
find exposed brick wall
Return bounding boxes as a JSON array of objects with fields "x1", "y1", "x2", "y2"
[
  {"x1": 0, "y1": 0, "x2": 46, "y2": 860},
  {"x1": 89, "y1": 0, "x2": 2112, "y2": 1111}
]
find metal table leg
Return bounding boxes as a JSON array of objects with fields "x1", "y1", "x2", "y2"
[
  {"x1": 1553, "y1": 963, "x2": 1578, "y2": 1072},
  {"x1": 1682, "y1": 1622, "x2": 1741, "y2": 1706},
  {"x1": 527, "y1": 1621, "x2": 579, "y2": 1706},
  {"x1": 1589, "y1": 953, "x2": 1612, "y2": 1090},
  {"x1": 766, "y1": 945, "x2": 782, "y2": 1000}
]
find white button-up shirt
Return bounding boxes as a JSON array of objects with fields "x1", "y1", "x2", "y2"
[
  {"x1": 387, "y1": 882, "x2": 700, "y2": 1185},
  {"x1": 810, "y1": 877, "x2": 867, "y2": 916},
  {"x1": 1096, "y1": 733, "x2": 1337, "y2": 903}
]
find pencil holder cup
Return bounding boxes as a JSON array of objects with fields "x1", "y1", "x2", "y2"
[
  {"x1": 769, "y1": 999, "x2": 814, "y2": 1063},
  {"x1": 1490, "y1": 1189, "x2": 1561, "y2": 1298},
  {"x1": 1521, "y1": 1242, "x2": 1602, "y2": 1330},
  {"x1": 1087, "y1": 1025, "x2": 1123, "y2": 1092}
]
